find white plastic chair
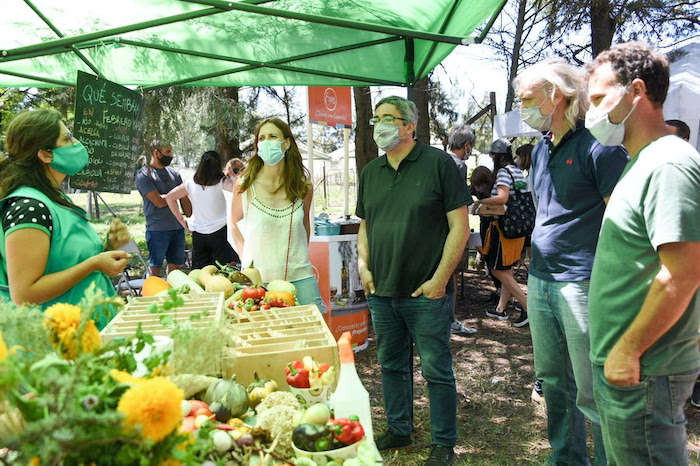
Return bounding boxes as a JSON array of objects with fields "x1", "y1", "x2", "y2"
[{"x1": 114, "y1": 239, "x2": 150, "y2": 296}]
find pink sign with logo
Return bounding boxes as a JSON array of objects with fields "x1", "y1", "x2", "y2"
[{"x1": 308, "y1": 86, "x2": 352, "y2": 128}]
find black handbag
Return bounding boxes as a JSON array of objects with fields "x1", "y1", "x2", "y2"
[{"x1": 499, "y1": 168, "x2": 536, "y2": 239}]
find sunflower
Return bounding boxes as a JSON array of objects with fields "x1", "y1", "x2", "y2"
[
  {"x1": 43, "y1": 303, "x2": 102, "y2": 360},
  {"x1": 117, "y1": 377, "x2": 183, "y2": 442}
]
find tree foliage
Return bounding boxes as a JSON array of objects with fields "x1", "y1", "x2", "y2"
[
  {"x1": 485, "y1": 0, "x2": 700, "y2": 111},
  {"x1": 1, "y1": 87, "x2": 76, "y2": 152},
  {"x1": 543, "y1": 0, "x2": 700, "y2": 60}
]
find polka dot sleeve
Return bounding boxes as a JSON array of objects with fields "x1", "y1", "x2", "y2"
[{"x1": 1, "y1": 197, "x2": 53, "y2": 239}]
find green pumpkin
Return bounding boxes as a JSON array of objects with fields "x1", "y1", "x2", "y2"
[{"x1": 204, "y1": 375, "x2": 249, "y2": 418}]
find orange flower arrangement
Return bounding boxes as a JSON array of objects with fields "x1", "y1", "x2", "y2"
[
  {"x1": 117, "y1": 377, "x2": 183, "y2": 442},
  {"x1": 43, "y1": 303, "x2": 102, "y2": 360}
]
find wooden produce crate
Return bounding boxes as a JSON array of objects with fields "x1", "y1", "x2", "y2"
[
  {"x1": 100, "y1": 292, "x2": 225, "y2": 344},
  {"x1": 223, "y1": 304, "x2": 339, "y2": 390}
]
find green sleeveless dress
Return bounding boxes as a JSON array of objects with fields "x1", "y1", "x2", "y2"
[{"x1": 0, "y1": 187, "x2": 116, "y2": 329}]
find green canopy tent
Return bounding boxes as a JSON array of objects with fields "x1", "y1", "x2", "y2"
[{"x1": 0, "y1": 0, "x2": 506, "y2": 90}]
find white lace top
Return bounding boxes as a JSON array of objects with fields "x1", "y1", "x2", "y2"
[{"x1": 237, "y1": 185, "x2": 313, "y2": 282}]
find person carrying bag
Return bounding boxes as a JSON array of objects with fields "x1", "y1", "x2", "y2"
[{"x1": 499, "y1": 168, "x2": 536, "y2": 239}]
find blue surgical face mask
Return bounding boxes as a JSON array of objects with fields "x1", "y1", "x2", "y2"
[
  {"x1": 257, "y1": 140, "x2": 286, "y2": 166},
  {"x1": 49, "y1": 142, "x2": 89, "y2": 176}
]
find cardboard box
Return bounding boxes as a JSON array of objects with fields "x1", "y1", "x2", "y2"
[{"x1": 223, "y1": 304, "x2": 339, "y2": 389}]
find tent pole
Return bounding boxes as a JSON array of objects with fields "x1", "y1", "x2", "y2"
[
  {"x1": 132, "y1": 37, "x2": 405, "y2": 90},
  {"x1": 306, "y1": 87, "x2": 315, "y2": 231},
  {"x1": 406, "y1": 38, "x2": 416, "y2": 99},
  {"x1": 477, "y1": 0, "x2": 509, "y2": 43},
  {"x1": 23, "y1": 0, "x2": 103, "y2": 78},
  {"x1": 185, "y1": 0, "x2": 470, "y2": 45},
  {"x1": 0, "y1": 8, "x2": 222, "y2": 59},
  {"x1": 0, "y1": 70, "x2": 71, "y2": 87},
  {"x1": 343, "y1": 127, "x2": 350, "y2": 219},
  {"x1": 415, "y1": 0, "x2": 463, "y2": 81}
]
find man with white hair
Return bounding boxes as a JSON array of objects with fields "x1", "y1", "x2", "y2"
[
  {"x1": 514, "y1": 59, "x2": 628, "y2": 465},
  {"x1": 586, "y1": 42, "x2": 700, "y2": 465}
]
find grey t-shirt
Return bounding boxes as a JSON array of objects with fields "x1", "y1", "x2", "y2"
[{"x1": 135, "y1": 166, "x2": 183, "y2": 231}]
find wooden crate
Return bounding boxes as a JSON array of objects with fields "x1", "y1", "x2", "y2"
[
  {"x1": 222, "y1": 304, "x2": 339, "y2": 390},
  {"x1": 100, "y1": 292, "x2": 225, "y2": 344}
]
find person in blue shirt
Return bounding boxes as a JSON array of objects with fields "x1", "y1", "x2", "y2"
[
  {"x1": 135, "y1": 140, "x2": 191, "y2": 277},
  {"x1": 514, "y1": 59, "x2": 628, "y2": 465}
]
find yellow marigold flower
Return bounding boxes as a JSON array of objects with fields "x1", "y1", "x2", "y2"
[
  {"x1": 109, "y1": 369, "x2": 142, "y2": 385},
  {"x1": 28, "y1": 458, "x2": 40, "y2": 466},
  {"x1": 0, "y1": 331, "x2": 7, "y2": 362},
  {"x1": 43, "y1": 303, "x2": 102, "y2": 360},
  {"x1": 117, "y1": 377, "x2": 183, "y2": 442}
]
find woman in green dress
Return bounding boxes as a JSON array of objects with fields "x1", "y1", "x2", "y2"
[{"x1": 0, "y1": 109, "x2": 130, "y2": 328}]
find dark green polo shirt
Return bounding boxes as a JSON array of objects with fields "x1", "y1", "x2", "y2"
[{"x1": 356, "y1": 140, "x2": 472, "y2": 297}]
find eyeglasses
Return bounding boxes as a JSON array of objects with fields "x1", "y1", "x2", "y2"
[
  {"x1": 47, "y1": 129, "x2": 76, "y2": 151},
  {"x1": 369, "y1": 116, "x2": 407, "y2": 126}
]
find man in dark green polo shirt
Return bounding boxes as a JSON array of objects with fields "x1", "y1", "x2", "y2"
[{"x1": 356, "y1": 95, "x2": 471, "y2": 466}]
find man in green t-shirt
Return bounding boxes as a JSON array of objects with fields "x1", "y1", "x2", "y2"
[
  {"x1": 356, "y1": 96, "x2": 471, "y2": 466},
  {"x1": 586, "y1": 42, "x2": 700, "y2": 465}
]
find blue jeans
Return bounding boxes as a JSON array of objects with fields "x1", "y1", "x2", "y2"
[
  {"x1": 292, "y1": 275, "x2": 327, "y2": 315},
  {"x1": 367, "y1": 294, "x2": 457, "y2": 447},
  {"x1": 527, "y1": 275, "x2": 605, "y2": 465},
  {"x1": 146, "y1": 229, "x2": 185, "y2": 268},
  {"x1": 592, "y1": 364, "x2": 698, "y2": 465}
]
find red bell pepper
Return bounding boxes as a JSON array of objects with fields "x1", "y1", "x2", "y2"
[
  {"x1": 285, "y1": 360, "x2": 305, "y2": 376},
  {"x1": 286, "y1": 364, "x2": 310, "y2": 388},
  {"x1": 330, "y1": 416, "x2": 365, "y2": 446}
]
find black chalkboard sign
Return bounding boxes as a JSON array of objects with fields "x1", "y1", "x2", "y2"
[{"x1": 70, "y1": 71, "x2": 144, "y2": 194}]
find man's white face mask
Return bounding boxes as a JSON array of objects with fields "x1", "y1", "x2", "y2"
[
  {"x1": 585, "y1": 86, "x2": 637, "y2": 147},
  {"x1": 520, "y1": 98, "x2": 554, "y2": 132}
]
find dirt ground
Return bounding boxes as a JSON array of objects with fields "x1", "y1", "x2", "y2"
[{"x1": 353, "y1": 268, "x2": 700, "y2": 465}]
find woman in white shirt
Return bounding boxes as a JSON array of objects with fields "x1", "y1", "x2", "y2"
[
  {"x1": 231, "y1": 118, "x2": 324, "y2": 313},
  {"x1": 164, "y1": 151, "x2": 238, "y2": 269}
]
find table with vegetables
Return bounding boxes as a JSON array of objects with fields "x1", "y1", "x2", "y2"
[{"x1": 134, "y1": 262, "x2": 381, "y2": 465}]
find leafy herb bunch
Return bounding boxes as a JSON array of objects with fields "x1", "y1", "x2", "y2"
[{"x1": 0, "y1": 285, "x2": 225, "y2": 465}]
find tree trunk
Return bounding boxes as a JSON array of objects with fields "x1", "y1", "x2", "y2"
[
  {"x1": 505, "y1": 0, "x2": 528, "y2": 112},
  {"x1": 352, "y1": 87, "x2": 377, "y2": 177},
  {"x1": 413, "y1": 75, "x2": 431, "y2": 143},
  {"x1": 590, "y1": 0, "x2": 615, "y2": 57},
  {"x1": 214, "y1": 87, "x2": 242, "y2": 161}
]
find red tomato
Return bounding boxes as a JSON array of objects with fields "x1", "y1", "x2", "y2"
[
  {"x1": 241, "y1": 286, "x2": 266, "y2": 302},
  {"x1": 188, "y1": 400, "x2": 208, "y2": 416}
]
